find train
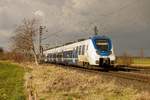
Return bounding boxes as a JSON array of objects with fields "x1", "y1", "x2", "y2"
[{"x1": 43, "y1": 35, "x2": 116, "y2": 68}]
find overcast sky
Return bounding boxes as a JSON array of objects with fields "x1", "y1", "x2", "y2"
[{"x1": 0, "y1": 0, "x2": 150, "y2": 56}]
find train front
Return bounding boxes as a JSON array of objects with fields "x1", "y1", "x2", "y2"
[{"x1": 92, "y1": 36, "x2": 116, "y2": 66}]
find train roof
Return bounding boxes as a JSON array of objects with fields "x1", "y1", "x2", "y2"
[
  {"x1": 90, "y1": 35, "x2": 111, "y2": 40},
  {"x1": 44, "y1": 35, "x2": 111, "y2": 51}
]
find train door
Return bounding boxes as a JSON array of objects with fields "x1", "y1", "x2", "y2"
[
  {"x1": 72, "y1": 48, "x2": 76, "y2": 64},
  {"x1": 75, "y1": 46, "x2": 79, "y2": 65}
]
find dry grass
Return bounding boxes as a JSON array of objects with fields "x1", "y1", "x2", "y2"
[
  {"x1": 25, "y1": 64, "x2": 150, "y2": 100},
  {"x1": 117, "y1": 57, "x2": 150, "y2": 68}
]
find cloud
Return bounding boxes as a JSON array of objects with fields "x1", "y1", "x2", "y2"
[
  {"x1": 0, "y1": 0, "x2": 150, "y2": 55},
  {"x1": 60, "y1": 0, "x2": 149, "y2": 33},
  {"x1": 34, "y1": 10, "x2": 45, "y2": 17}
]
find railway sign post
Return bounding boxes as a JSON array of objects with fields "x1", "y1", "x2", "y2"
[
  {"x1": 94, "y1": 26, "x2": 99, "y2": 36},
  {"x1": 39, "y1": 25, "x2": 46, "y2": 63}
]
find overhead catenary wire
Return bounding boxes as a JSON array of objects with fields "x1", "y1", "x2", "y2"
[
  {"x1": 41, "y1": 0, "x2": 140, "y2": 49},
  {"x1": 81, "y1": 0, "x2": 140, "y2": 34}
]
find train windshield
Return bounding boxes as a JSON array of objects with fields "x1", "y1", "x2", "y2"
[{"x1": 96, "y1": 39, "x2": 109, "y2": 51}]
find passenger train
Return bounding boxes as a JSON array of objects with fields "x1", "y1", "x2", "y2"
[{"x1": 43, "y1": 35, "x2": 116, "y2": 67}]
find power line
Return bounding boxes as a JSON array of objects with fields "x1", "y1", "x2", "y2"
[
  {"x1": 99, "y1": 0, "x2": 139, "y2": 17},
  {"x1": 80, "y1": 0, "x2": 140, "y2": 35},
  {"x1": 41, "y1": 30, "x2": 63, "y2": 41}
]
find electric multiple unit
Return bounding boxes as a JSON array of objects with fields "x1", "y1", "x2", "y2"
[{"x1": 43, "y1": 35, "x2": 116, "y2": 67}]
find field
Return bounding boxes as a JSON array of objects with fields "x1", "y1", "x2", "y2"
[
  {"x1": 0, "y1": 61, "x2": 26, "y2": 100},
  {"x1": 117, "y1": 57, "x2": 150, "y2": 67},
  {"x1": 26, "y1": 64, "x2": 150, "y2": 100},
  {"x1": 133, "y1": 58, "x2": 150, "y2": 64},
  {"x1": 0, "y1": 61, "x2": 150, "y2": 100}
]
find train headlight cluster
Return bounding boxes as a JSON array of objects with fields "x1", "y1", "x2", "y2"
[
  {"x1": 96, "y1": 50, "x2": 99, "y2": 55},
  {"x1": 109, "y1": 51, "x2": 112, "y2": 55}
]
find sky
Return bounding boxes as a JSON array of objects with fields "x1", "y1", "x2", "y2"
[{"x1": 0, "y1": 0, "x2": 150, "y2": 56}]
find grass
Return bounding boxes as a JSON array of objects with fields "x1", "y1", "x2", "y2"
[
  {"x1": 27, "y1": 64, "x2": 150, "y2": 100},
  {"x1": 0, "y1": 61, "x2": 26, "y2": 100},
  {"x1": 117, "y1": 57, "x2": 150, "y2": 67},
  {"x1": 133, "y1": 58, "x2": 150, "y2": 65}
]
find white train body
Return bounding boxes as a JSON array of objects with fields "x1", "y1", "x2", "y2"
[{"x1": 43, "y1": 35, "x2": 116, "y2": 67}]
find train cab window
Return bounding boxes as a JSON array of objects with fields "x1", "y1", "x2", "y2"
[{"x1": 96, "y1": 39, "x2": 109, "y2": 51}]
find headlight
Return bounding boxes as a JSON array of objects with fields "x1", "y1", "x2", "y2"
[
  {"x1": 96, "y1": 51, "x2": 99, "y2": 55},
  {"x1": 109, "y1": 51, "x2": 112, "y2": 55}
]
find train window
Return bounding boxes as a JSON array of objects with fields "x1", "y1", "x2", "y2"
[
  {"x1": 67, "y1": 52, "x2": 69, "y2": 58},
  {"x1": 63, "y1": 52, "x2": 66, "y2": 58},
  {"x1": 63, "y1": 51, "x2": 72, "y2": 58},
  {"x1": 79, "y1": 46, "x2": 82, "y2": 55},
  {"x1": 76, "y1": 46, "x2": 79, "y2": 55},
  {"x1": 72, "y1": 48, "x2": 75, "y2": 58},
  {"x1": 53, "y1": 54, "x2": 56, "y2": 58},
  {"x1": 59, "y1": 53, "x2": 62, "y2": 58},
  {"x1": 82, "y1": 45, "x2": 85, "y2": 55},
  {"x1": 47, "y1": 54, "x2": 49, "y2": 58},
  {"x1": 57, "y1": 53, "x2": 59, "y2": 58},
  {"x1": 57, "y1": 53, "x2": 60, "y2": 58},
  {"x1": 68, "y1": 51, "x2": 73, "y2": 58},
  {"x1": 86, "y1": 45, "x2": 88, "y2": 50}
]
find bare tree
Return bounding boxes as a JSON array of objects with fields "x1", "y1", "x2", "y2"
[
  {"x1": 0, "y1": 47, "x2": 4, "y2": 54},
  {"x1": 12, "y1": 18, "x2": 40, "y2": 65},
  {"x1": 0, "y1": 47, "x2": 4, "y2": 60}
]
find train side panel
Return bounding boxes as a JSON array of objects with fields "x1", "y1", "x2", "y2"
[{"x1": 43, "y1": 35, "x2": 116, "y2": 67}]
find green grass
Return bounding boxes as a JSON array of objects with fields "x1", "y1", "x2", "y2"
[{"x1": 0, "y1": 62, "x2": 26, "y2": 100}]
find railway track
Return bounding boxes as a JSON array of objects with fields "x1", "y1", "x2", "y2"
[
  {"x1": 104, "y1": 71, "x2": 150, "y2": 84},
  {"x1": 49, "y1": 64, "x2": 150, "y2": 84}
]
